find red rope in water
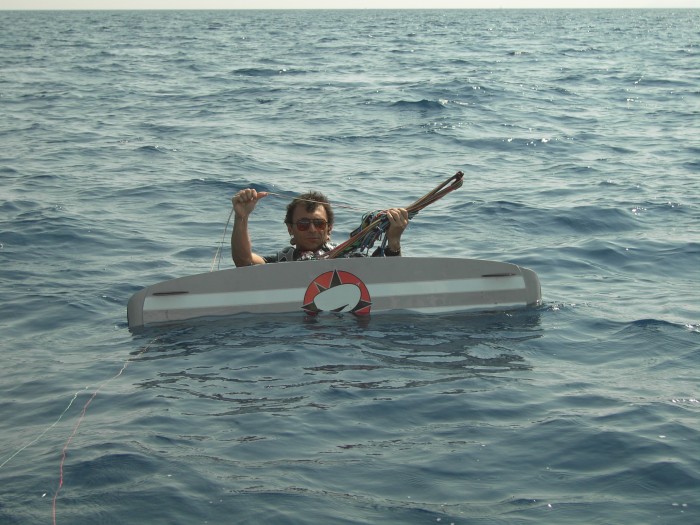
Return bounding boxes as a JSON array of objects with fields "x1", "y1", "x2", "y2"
[{"x1": 51, "y1": 339, "x2": 156, "y2": 525}]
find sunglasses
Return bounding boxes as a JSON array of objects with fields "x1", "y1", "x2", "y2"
[{"x1": 294, "y1": 218, "x2": 328, "y2": 231}]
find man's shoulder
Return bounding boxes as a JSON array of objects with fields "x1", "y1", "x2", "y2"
[{"x1": 262, "y1": 245, "x2": 295, "y2": 263}]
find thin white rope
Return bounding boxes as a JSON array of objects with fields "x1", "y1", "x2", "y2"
[
  {"x1": 0, "y1": 387, "x2": 87, "y2": 471},
  {"x1": 210, "y1": 208, "x2": 234, "y2": 272}
]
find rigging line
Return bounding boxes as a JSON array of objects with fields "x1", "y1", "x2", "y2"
[
  {"x1": 0, "y1": 387, "x2": 87, "y2": 471},
  {"x1": 324, "y1": 171, "x2": 464, "y2": 259},
  {"x1": 210, "y1": 208, "x2": 234, "y2": 272},
  {"x1": 51, "y1": 338, "x2": 157, "y2": 525},
  {"x1": 264, "y1": 191, "x2": 364, "y2": 211}
]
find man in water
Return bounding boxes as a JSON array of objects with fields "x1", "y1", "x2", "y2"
[{"x1": 231, "y1": 188, "x2": 409, "y2": 267}]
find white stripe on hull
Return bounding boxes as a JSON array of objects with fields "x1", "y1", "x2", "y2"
[{"x1": 143, "y1": 275, "x2": 527, "y2": 313}]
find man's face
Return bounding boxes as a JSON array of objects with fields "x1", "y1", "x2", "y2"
[{"x1": 287, "y1": 204, "x2": 331, "y2": 251}]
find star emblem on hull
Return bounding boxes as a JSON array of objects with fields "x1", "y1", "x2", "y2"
[{"x1": 302, "y1": 270, "x2": 372, "y2": 315}]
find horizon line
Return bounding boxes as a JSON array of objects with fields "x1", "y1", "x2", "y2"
[{"x1": 2, "y1": 6, "x2": 698, "y2": 9}]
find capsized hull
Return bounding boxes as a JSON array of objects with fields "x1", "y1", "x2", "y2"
[{"x1": 127, "y1": 257, "x2": 541, "y2": 330}]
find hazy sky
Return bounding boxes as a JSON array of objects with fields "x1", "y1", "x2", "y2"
[{"x1": 3, "y1": 0, "x2": 699, "y2": 9}]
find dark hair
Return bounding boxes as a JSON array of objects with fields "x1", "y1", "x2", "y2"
[{"x1": 284, "y1": 191, "x2": 334, "y2": 226}]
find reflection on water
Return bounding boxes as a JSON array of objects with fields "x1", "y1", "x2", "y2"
[{"x1": 129, "y1": 309, "x2": 543, "y2": 415}]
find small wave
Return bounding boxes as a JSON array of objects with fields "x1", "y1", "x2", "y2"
[
  {"x1": 553, "y1": 206, "x2": 639, "y2": 234},
  {"x1": 233, "y1": 67, "x2": 304, "y2": 77},
  {"x1": 391, "y1": 99, "x2": 446, "y2": 111},
  {"x1": 0, "y1": 165, "x2": 19, "y2": 175},
  {"x1": 136, "y1": 145, "x2": 169, "y2": 154},
  {"x1": 470, "y1": 201, "x2": 640, "y2": 236},
  {"x1": 0, "y1": 199, "x2": 41, "y2": 213},
  {"x1": 614, "y1": 318, "x2": 699, "y2": 337},
  {"x1": 69, "y1": 452, "x2": 158, "y2": 488},
  {"x1": 561, "y1": 46, "x2": 603, "y2": 55}
]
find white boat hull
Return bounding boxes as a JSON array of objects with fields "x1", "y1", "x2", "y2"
[{"x1": 127, "y1": 257, "x2": 541, "y2": 330}]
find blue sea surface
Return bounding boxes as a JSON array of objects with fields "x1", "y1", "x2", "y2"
[{"x1": 1, "y1": 8, "x2": 699, "y2": 524}]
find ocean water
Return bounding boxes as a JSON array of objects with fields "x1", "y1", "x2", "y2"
[{"x1": 1, "y1": 8, "x2": 699, "y2": 524}]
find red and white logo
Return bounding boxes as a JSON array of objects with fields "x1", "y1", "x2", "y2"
[{"x1": 302, "y1": 270, "x2": 371, "y2": 315}]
